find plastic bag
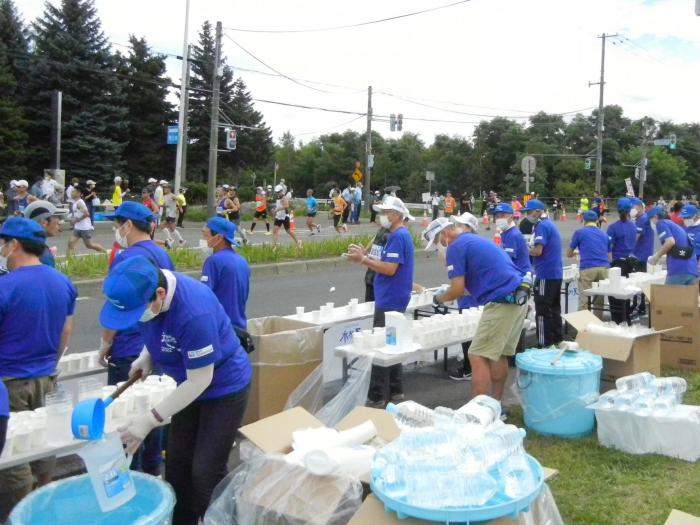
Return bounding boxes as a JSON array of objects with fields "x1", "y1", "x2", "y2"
[
  {"x1": 285, "y1": 355, "x2": 373, "y2": 427},
  {"x1": 517, "y1": 484, "x2": 564, "y2": 525},
  {"x1": 204, "y1": 455, "x2": 362, "y2": 525}
]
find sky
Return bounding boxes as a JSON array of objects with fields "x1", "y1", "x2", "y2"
[{"x1": 15, "y1": 0, "x2": 700, "y2": 146}]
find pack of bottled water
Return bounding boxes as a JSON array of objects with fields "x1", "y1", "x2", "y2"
[
  {"x1": 372, "y1": 396, "x2": 541, "y2": 511},
  {"x1": 596, "y1": 372, "x2": 688, "y2": 416}
]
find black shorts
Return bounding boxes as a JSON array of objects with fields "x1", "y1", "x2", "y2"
[
  {"x1": 254, "y1": 210, "x2": 267, "y2": 219},
  {"x1": 333, "y1": 215, "x2": 341, "y2": 227},
  {"x1": 307, "y1": 212, "x2": 317, "y2": 218},
  {"x1": 274, "y1": 217, "x2": 290, "y2": 229}
]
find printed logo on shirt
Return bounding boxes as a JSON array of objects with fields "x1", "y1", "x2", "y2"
[
  {"x1": 446, "y1": 265, "x2": 454, "y2": 272},
  {"x1": 535, "y1": 236, "x2": 543, "y2": 241},
  {"x1": 200, "y1": 276, "x2": 209, "y2": 282},
  {"x1": 386, "y1": 252, "x2": 399, "y2": 258},
  {"x1": 505, "y1": 248, "x2": 514, "y2": 253},
  {"x1": 161, "y1": 334, "x2": 178, "y2": 353},
  {"x1": 188, "y1": 346, "x2": 214, "y2": 359}
]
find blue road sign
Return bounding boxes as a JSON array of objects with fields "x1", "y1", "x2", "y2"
[{"x1": 167, "y1": 125, "x2": 179, "y2": 145}]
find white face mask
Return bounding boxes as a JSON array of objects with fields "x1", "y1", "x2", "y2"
[
  {"x1": 684, "y1": 218, "x2": 694, "y2": 228},
  {"x1": 495, "y1": 218, "x2": 510, "y2": 231},
  {"x1": 199, "y1": 238, "x2": 213, "y2": 257},
  {"x1": 630, "y1": 208, "x2": 638, "y2": 218},
  {"x1": 140, "y1": 300, "x2": 162, "y2": 323},
  {"x1": 379, "y1": 215, "x2": 392, "y2": 229},
  {"x1": 114, "y1": 224, "x2": 129, "y2": 248}
]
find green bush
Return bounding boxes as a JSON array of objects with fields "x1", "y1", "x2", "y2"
[{"x1": 183, "y1": 182, "x2": 208, "y2": 204}]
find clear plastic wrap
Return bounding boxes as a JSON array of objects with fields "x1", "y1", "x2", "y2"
[
  {"x1": 517, "y1": 484, "x2": 564, "y2": 525},
  {"x1": 204, "y1": 455, "x2": 363, "y2": 525},
  {"x1": 285, "y1": 356, "x2": 373, "y2": 427}
]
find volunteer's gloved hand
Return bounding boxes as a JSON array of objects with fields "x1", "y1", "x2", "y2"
[
  {"x1": 97, "y1": 339, "x2": 112, "y2": 368},
  {"x1": 118, "y1": 411, "x2": 159, "y2": 454},
  {"x1": 129, "y1": 348, "x2": 153, "y2": 380},
  {"x1": 649, "y1": 253, "x2": 661, "y2": 266},
  {"x1": 433, "y1": 284, "x2": 450, "y2": 306}
]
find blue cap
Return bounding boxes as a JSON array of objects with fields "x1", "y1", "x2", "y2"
[
  {"x1": 583, "y1": 210, "x2": 599, "y2": 222},
  {"x1": 522, "y1": 199, "x2": 545, "y2": 212},
  {"x1": 0, "y1": 217, "x2": 47, "y2": 244},
  {"x1": 491, "y1": 203, "x2": 514, "y2": 215},
  {"x1": 100, "y1": 256, "x2": 159, "y2": 331},
  {"x1": 206, "y1": 217, "x2": 240, "y2": 247},
  {"x1": 617, "y1": 198, "x2": 632, "y2": 213},
  {"x1": 629, "y1": 197, "x2": 644, "y2": 207},
  {"x1": 105, "y1": 201, "x2": 155, "y2": 224},
  {"x1": 647, "y1": 206, "x2": 666, "y2": 219},
  {"x1": 681, "y1": 204, "x2": 698, "y2": 219}
]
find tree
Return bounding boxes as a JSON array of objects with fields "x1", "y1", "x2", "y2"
[
  {"x1": 0, "y1": 45, "x2": 26, "y2": 181},
  {"x1": 24, "y1": 0, "x2": 128, "y2": 184},
  {"x1": 117, "y1": 35, "x2": 175, "y2": 189},
  {"x1": 0, "y1": 0, "x2": 29, "y2": 85}
]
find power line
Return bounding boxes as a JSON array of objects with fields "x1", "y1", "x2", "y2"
[
  {"x1": 296, "y1": 115, "x2": 367, "y2": 136},
  {"x1": 224, "y1": 0, "x2": 473, "y2": 33}
]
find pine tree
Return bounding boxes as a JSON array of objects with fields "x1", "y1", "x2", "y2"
[
  {"x1": 117, "y1": 35, "x2": 176, "y2": 190},
  {"x1": 0, "y1": 44, "x2": 27, "y2": 182},
  {"x1": 0, "y1": 0, "x2": 29, "y2": 85},
  {"x1": 24, "y1": 0, "x2": 128, "y2": 185}
]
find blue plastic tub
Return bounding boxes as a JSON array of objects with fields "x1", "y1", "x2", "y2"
[
  {"x1": 9, "y1": 472, "x2": 175, "y2": 525},
  {"x1": 94, "y1": 212, "x2": 108, "y2": 222},
  {"x1": 516, "y1": 349, "x2": 602, "y2": 438}
]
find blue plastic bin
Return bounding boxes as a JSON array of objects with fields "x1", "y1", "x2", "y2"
[
  {"x1": 94, "y1": 212, "x2": 107, "y2": 222},
  {"x1": 516, "y1": 349, "x2": 602, "y2": 438},
  {"x1": 9, "y1": 472, "x2": 175, "y2": 525}
]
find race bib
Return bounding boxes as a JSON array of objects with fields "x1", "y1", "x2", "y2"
[{"x1": 369, "y1": 243, "x2": 383, "y2": 260}]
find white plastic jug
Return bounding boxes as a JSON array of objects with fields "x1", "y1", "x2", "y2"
[{"x1": 77, "y1": 432, "x2": 135, "y2": 512}]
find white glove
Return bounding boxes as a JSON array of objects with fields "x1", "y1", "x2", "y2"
[
  {"x1": 129, "y1": 348, "x2": 153, "y2": 379},
  {"x1": 433, "y1": 284, "x2": 450, "y2": 305},
  {"x1": 97, "y1": 339, "x2": 112, "y2": 368},
  {"x1": 118, "y1": 411, "x2": 159, "y2": 454},
  {"x1": 648, "y1": 253, "x2": 661, "y2": 266}
]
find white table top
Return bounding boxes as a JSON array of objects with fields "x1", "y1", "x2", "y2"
[
  {"x1": 582, "y1": 287, "x2": 641, "y2": 300},
  {"x1": 334, "y1": 336, "x2": 472, "y2": 367}
]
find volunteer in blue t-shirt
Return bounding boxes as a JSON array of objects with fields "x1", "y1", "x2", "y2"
[
  {"x1": 681, "y1": 204, "x2": 700, "y2": 263},
  {"x1": 606, "y1": 199, "x2": 641, "y2": 322},
  {"x1": 22, "y1": 200, "x2": 69, "y2": 267},
  {"x1": 491, "y1": 203, "x2": 531, "y2": 276},
  {"x1": 568, "y1": 210, "x2": 611, "y2": 315},
  {"x1": 98, "y1": 201, "x2": 174, "y2": 476},
  {"x1": 0, "y1": 218, "x2": 77, "y2": 520},
  {"x1": 632, "y1": 198, "x2": 654, "y2": 272},
  {"x1": 426, "y1": 213, "x2": 528, "y2": 401},
  {"x1": 305, "y1": 189, "x2": 321, "y2": 234},
  {"x1": 201, "y1": 217, "x2": 250, "y2": 332},
  {"x1": 100, "y1": 256, "x2": 252, "y2": 525},
  {"x1": 648, "y1": 207, "x2": 699, "y2": 285},
  {"x1": 347, "y1": 196, "x2": 414, "y2": 404},
  {"x1": 524, "y1": 199, "x2": 563, "y2": 347}
]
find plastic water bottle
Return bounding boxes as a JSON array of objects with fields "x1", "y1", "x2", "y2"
[
  {"x1": 458, "y1": 395, "x2": 502, "y2": 426},
  {"x1": 499, "y1": 452, "x2": 536, "y2": 499},
  {"x1": 615, "y1": 372, "x2": 655, "y2": 393},
  {"x1": 464, "y1": 424, "x2": 525, "y2": 470},
  {"x1": 385, "y1": 401, "x2": 435, "y2": 428},
  {"x1": 597, "y1": 390, "x2": 618, "y2": 409},
  {"x1": 631, "y1": 395, "x2": 655, "y2": 416},
  {"x1": 613, "y1": 392, "x2": 637, "y2": 411},
  {"x1": 652, "y1": 377, "x2": 687, "y2": 400},
  {"x1": 652, "y1": 394, "x2": 678, "y2": 416}
]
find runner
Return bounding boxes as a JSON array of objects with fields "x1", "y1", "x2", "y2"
[
  {"x1": 225, "y1": 187, "x2": 248, "y2": 246},
  {"x1": 176, "y1": 188, "x2": 187, "y2": 228},
  {"x1": 306, "y1": 189, "x2": 321, "y2": 235},
  {"x1": 250, "y1": 186, "x2": 271, "y2": 235},
  {"x1": 67, "y1": 186, "x2": 106, "y2": 256},
  {"x1": 272, "y1": 184, "x2": 301, "y2": 247},
  {"x1": 23, "y1": 200, "x2": 69, "y2": 267},
  {"x1": 161, "y1": 183, "x2": 186, "y2": 247},
  {"x1": 331, "y1": 189, "x2": 348, "y2": 233}
]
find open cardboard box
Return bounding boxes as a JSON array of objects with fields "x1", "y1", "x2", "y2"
[
  {"x1": 665, "y1": 510, "x2": 700, "y2": 525},
  {"x1": 564, "y1": 310, "x2": 679, "y2": 389},
  {"x1": 238, "y1": 406, "x2": 400, "y2": 485},
  {"x1": 650, "y1": 284, "x2": 700, "y2": 371}
]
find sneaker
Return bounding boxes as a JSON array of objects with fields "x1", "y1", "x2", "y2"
[
  {"x1": 316, "y1": 224, "x2": 321, "y2": 233},
  {"x1": 448, "y1": 366, "x2": 472, "y2": 381},
  {"x1": 297, "y1": 240, "x2": 303, "y2": 248},
  {"x1": 178, "y1": 239, "x2": 187, "y2": 247},
  {"x1": 390, "y1": 393, "x2": 405, "y2": 402},
  {"x1": 343, "y1": 224, "x2": 348, "y2": 232},
  {"x1": 309, "y1": 231, "x2": 315, "y2": 236},
  {"x1": 165, "y1": 239, "x2": 174, "y2": 250},
  {"x1": 366, "y1": 398, "x2": 385, "y2": 408},
  {"x1": 264, "y1": 231, "x2": 272, "y2": 236}
]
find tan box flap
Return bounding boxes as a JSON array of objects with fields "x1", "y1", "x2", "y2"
[
  {"x1": 239, "y1": 406, "x2": 323, "y2": 454},
  {"x1": 575, "y1": 332, "x2": 634, "y2": 361},
  {"x1": 542, "y1": 467, "x2": 559, "y2": 481},
  {"x1": 335, "y1": 407, "x2": 400, "y2": 444},
  {"x1": 564, "y1": 309, "x2": 603, "y2": 332},
  {"x1": 665, "y1": 510, "x2": 700, "y2": 525},
  {"x1": 652, "y1": 284, "x2": 699, "y2": 309}
]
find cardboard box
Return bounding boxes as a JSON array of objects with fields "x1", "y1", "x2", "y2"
[
  {"x1": 564, "y1": 310, "x2": 678, "y2": 387},
  {"x1": 651, "y1": 284, "x2": 700, "y2": 371},
  {"x1": 245, "y1": 316, "x2": 323, "y2": 424},
  {"x1": 665, "y1": 510, "x2": 700, "y2": 525}
]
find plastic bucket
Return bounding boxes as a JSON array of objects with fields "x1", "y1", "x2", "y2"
[
  {"x1": 9, "y1": 471, "x2": 175, "y2": 525},
  {"x1": 516, "y1": 349, "x2": 602, "y2": 438}
]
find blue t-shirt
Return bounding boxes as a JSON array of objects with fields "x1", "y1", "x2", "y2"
[
  {"x1": 139, "y1": 272, "x2": 252, "y2": 400},
  {"x1": 201, "y1": 249, "x2": 250, "y2": 331},
  {"x1": 40, "y1": 246, "x2": 55, "y2": 268},
  {"x1": 656, "y1": 219, "x2": 698, "y2": 277},
  {"x1": 0, "y1": 265, "x2": 77, "y2": 378},
  {"x1": 532, "y1": 219, "x2": 563, "y2": 280},
  {"x1": 111, "y1": 241, "x2": 175, "y2": 359},
  {"x1": 374, "y1": 227, "x2": 414, "y2": 312},
  {"x1": 306, "y1": 196, "x2": 318, "y2": 214},
  {"x1": 607, "y1": 220, "x2": 637, "y2": 261},
  {"x1": 634, "y1": 213, "x2": 655, "y2": 261},
  {"x1": 0, "y1": 381, "x2": 8, "y2": 418},
  {"x1": 501, "y1": 227, "x2": 531, "y2": 276},
  {"x1": 570, "y1": 226, "x2": 610, "y2": 270},
  {"x1": 685, "y1": 223, "x2": 700, "y2": 261},
  {"x1": 446, "y1": 233, "x2": 522, "y2": 304},
  {"x1": 458, "y1": 295, "x2": 483, "y2": 309}
]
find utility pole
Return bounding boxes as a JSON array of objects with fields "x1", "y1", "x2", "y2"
[
  {"x1": 590, "y1": 33, "x2": 618, "y2": 193},
  {"x1": 364, "y1": 86, "x2": 373, "y2": 204},
  {"x1": 206, "y1": 21, "x2": 223, "y2": 216},
  {"x1": 174, "y1": 0, "x2": 190, "y2": 194},
  {"x1": 638, "y1": 123, "x2": 654, "y2": 199},
  {"x1": 180, "y1": 45, "x2": 192, "y2": 185},
  {"x1": 50, "y1": 90, "x2": 62, "y2": 170}
]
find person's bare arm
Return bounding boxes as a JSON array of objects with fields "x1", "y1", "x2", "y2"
[
  {"x1": 437, "y1": 276, "x2": 465, "y2": 302},
  {"x1": 59, "y1": 316, "x2": 74, "y2": 355}
]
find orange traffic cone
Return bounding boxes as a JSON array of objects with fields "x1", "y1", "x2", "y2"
[
  {"x1": 482, "y1": 211, "x2": 490, "y2": 225},
  {"x1": 560, "y1": 207, "x2": 567, "y2": 221},
  {"x1": 290, "y1": 211, "x2": 296, "y2": 232},
  {"x1": 494, "y1": 229, "x2": 502, "y2": 246}
]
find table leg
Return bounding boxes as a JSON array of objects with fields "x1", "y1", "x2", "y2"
[
  {"x1": 444, "y1": 347, "x2": 448, "y2": 371},
  {"x1": 342, "y1": 357, "x2": 349, "y2": 383},
  {"x1": 623, "y1": 300, "x2": 631, "y2": 326},
  {"x1": 382, "y1": 367, "x2": 392, "y2": 406},
  {"x1": 434, "y1": 350, "x2": 438, "y2": 362},
  {"x1": 564, "y1": 282, "x2": 570, "y2": 335}
]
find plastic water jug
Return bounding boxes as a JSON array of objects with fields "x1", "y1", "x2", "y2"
[
  {"x1": 385, "y1": 311, "x2": 412, "y2": 351},
  {"x1": 77, "y1": 432, "x2": 135, "y2": 512}
]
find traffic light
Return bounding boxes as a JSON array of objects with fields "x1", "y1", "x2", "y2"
[
  {"x1": 670, "y1": 133, "x2": 677, "y2": 150},
  {"x1": 390, "y1": 114, "x2": 396, "y2": 132},
  {"x1": 397, "y1": 114, "x2": 403, "y2": 132},
  {"x1": 584, "y1": 158, "x2": 592, "y2": 171},
  {"x1": 226, "y1": 128, "x2": 237, "y2": 150}
]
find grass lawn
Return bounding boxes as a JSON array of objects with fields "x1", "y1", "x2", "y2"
[{"x1": 511, "y1": 368, "x2": 700, "y2": 524}]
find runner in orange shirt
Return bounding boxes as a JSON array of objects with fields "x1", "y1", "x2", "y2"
[
  {"x1": 444, "y1": 191, "x2": 457, "y2": 217},
  {"x1": 332, "y1": 189, "x2": 348, "y2": 233},
  {"x1": 250, "y1": 186, "x2": 271, "y2": 235}
]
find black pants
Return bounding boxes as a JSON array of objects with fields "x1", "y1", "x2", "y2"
[
  {"x1": 609, "y1": 258, "x2": 635, "y2": 324},
  {"x1": 365, "y1": 284, "x2": 374, "y2": 302},
  {"x1": 0, "y1": 417, "x2": 6, "y2": 460},
  {"x1": 634, "y1": 261, "x2": 647, "y2": 315},
  {"x1": 534, "y1": 278, "x2": 563, "y2": 347},
  {"x1": 342, "y1": 203, "x2": 351, "y2": 224},
  {"x1": 461, "y1": 341, "x2": 473, "y2": 372},
  {"x1": 370, "y1": 209, "x2": 377, "y2": 223},
  {"x1": 369, "y1": 308, "x2": 403, "y2": 402},
  {"x1": 177, "y1": 206, "x2": 186, "y2": 227},
  {"x1": 167, "y1": 387, "x2": 249, "y2": 525},
  {"x1": 432, "y1": 205, "x2": 439, "y2": 220}
]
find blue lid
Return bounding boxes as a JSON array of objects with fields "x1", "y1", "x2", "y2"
[{"x1": 516, "y1": 348, "x2": 602, "y2": 375}]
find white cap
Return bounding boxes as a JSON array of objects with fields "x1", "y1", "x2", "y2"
[
  {"x1": 23, "y1": 200, "x2": 69, "y2": 222},
  {"x1": 222, "y1": 184, "x2": 230, "y2": 189},
  {"x1": 159, "y1": 179, "x2": 168, "y2": 185},
  {"x1": 372, "y1": 196, "x2": 411, "y2": 218},
  {"x1": 148, "y1": 177, "x2": 157, "y2": 184},
  {"x1": 86, "y1": 180, "x2": 95, "y2": 186},
  {"x1": 422, "y1": 217, "x2": 452, "y2": 251},
  {"x1": 451, "y1": 212, "x2": 479, "y2": 232},
  {"x1": 16, "y1": 179, "x2": 28, "y2": 188},
  {"x1": 114, "y1": 176, "x2": 123, "y2": 183},
  {"x1": 274, "y1": 184, "x2": 284, "y2": 192},
  {"x1": 10, "y1": 180, "x2": 17, "y2": 188}
]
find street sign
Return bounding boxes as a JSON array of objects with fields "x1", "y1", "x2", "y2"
[
  {"x1": 521, "y1": 156, "x2": 536, "y2": 176},
  {"x1": 653, "y1": 138, "x2": 671, "y2": 146},
  {"x1": 367, "y1": 154, "x2": 375, "y2": 168},
  {"x1": 522, "y1": 176, "x2": 534, "y2": 182},
  {"x1": 351, "y1": 169, "x2": 363, "y2": 182},
  {"x1": 167, "y1": 125, "x2": 179, "y2": 145},
  {"x1": 625, "y1": 177, "x2": 635, "y2": 197},
  {"x1": 425, "y1": 171, "x2": 435, "y2": 181},
  {"x1": 226, "y1": 129, "x2": 237, "y2": 150}
]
